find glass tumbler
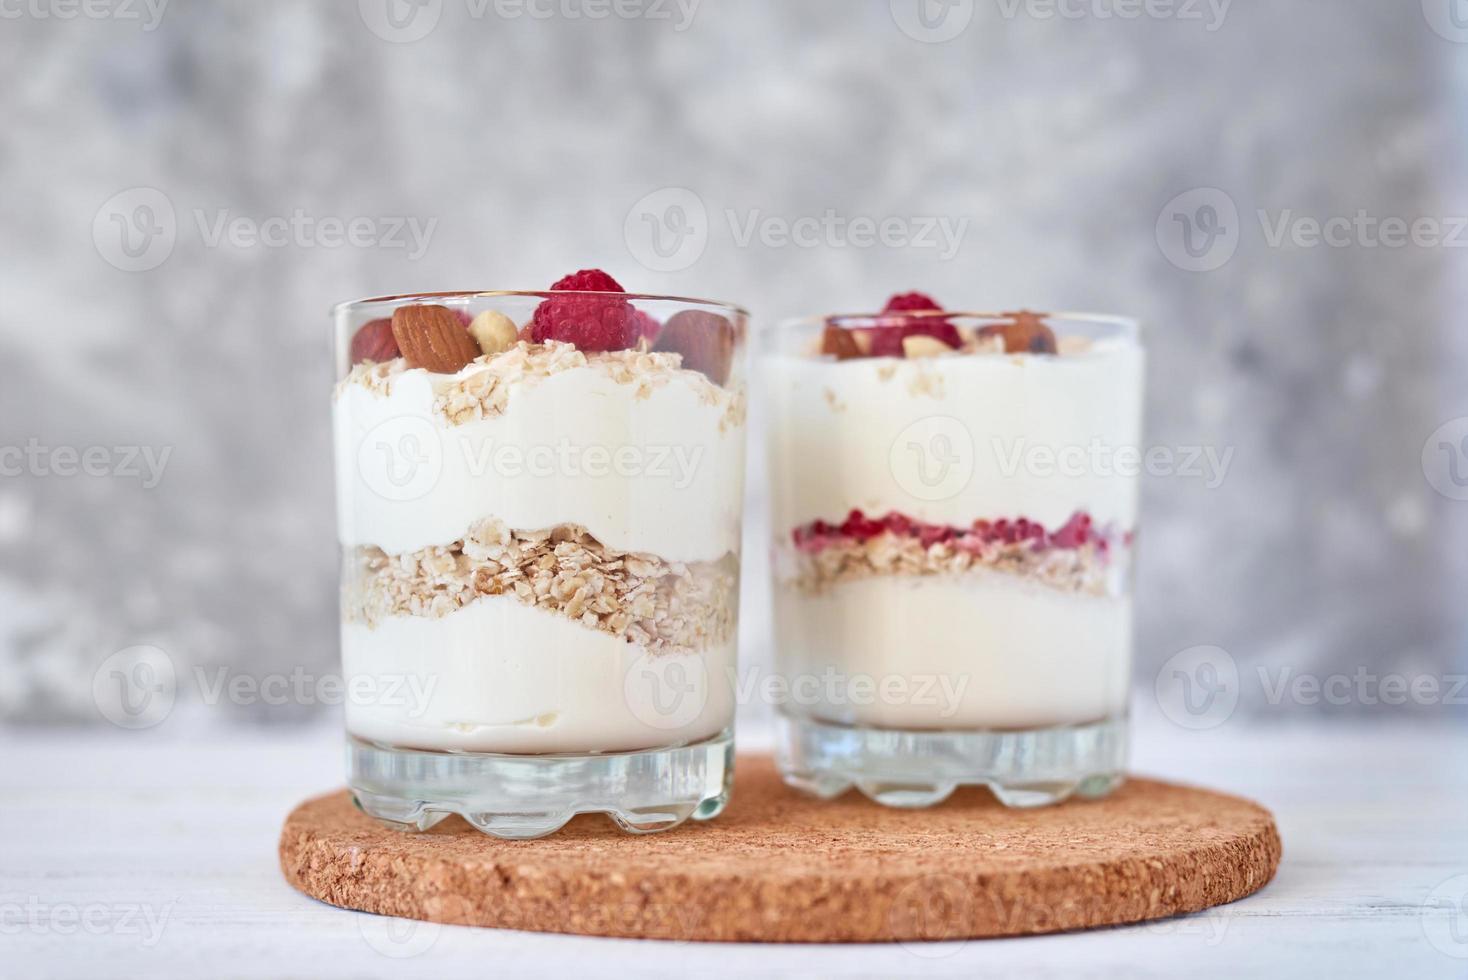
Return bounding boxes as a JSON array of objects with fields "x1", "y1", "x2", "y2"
[
  {"x1": 761, "y1": 310, "x2": 1143, "y2": 808},
  {"x1": 332, "y1": 289, "x2": 747, "y2": 837}
]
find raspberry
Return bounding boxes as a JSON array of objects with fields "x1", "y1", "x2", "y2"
[
  {"x1": 868, "y1": 291, "x2": 962, "y2": 355},
  {"x1": 551, "y1": 269, "x2": 625, "y2": 293},
  {"x1": 882, "y1": 292, "x2": 943, "y2": 313},
  {"x1": 530, "y1": 268, "x2": 636, "y2": 352}
]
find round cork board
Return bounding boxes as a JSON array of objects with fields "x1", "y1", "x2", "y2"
[{"x1": 279, "y1": 756, "x2": 1280, "y2": 943}]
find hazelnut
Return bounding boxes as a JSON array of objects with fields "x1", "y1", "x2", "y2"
[{"x1": 469, "y1": 310, "x2": 519, "y2": 356}]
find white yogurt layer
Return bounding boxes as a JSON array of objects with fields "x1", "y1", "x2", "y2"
[
  {"x1": 764, "y1": 341, "x2": 1145, "y2": 531},
  {"x1": 773, "y1": 574, "x2": 1131, "y2": 730},
  {"x1": 334, "y1": 361, "x2": 743, "y2": 563},
  {"x1": 343, "y1": 596, "x2": 736, "y2": 754}
]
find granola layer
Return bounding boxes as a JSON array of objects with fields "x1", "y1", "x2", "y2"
[
  {"x1": 785, "y1": 512, "x2": 1126, "y2": 597},
  {"x1": 343, "y1": 518, "x2": 738, "y2": 655},
  {"x1": 341, "y1": 340, "x2": 747, "y2": 431},
  {"x1": 788, "y1": 534, "x2": 1116, "y2": 596}
]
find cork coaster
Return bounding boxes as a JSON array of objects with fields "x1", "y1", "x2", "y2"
[{"x1": 279, "y1": 756, "x2": 1280, "y2": 943}]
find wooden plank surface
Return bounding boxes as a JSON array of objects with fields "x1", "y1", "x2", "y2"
[{"x1": 3, "y1": 710, "x2": 1465, "y2": 978}]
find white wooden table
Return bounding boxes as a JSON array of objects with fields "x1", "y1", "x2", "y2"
[{"x1": 4, "y1": 710, "x2": 1465, "y2": 978}]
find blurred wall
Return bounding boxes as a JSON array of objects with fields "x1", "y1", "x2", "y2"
[{"x1": 1, "y1": 0, "x2": 1465, "y2": 726}]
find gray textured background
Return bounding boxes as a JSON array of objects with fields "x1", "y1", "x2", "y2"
[{"x1": 1, "y1": 0, "x2": 1465, "y2": 730}]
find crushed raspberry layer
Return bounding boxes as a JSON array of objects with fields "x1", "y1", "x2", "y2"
[
  {"x1": 787, "y1": 510, "x2": 1129, "y2": 596},
  {"x1": 793, "y1": 510, "x2": 1115, "y2": 556}
]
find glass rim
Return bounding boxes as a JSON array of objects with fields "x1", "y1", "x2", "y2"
[
  {"x1": 332, "y1": 289, "x2": 750, "y2": 319},
  {"x1": 771, "y1": 310, "x2": 1141, "y2": 339}
]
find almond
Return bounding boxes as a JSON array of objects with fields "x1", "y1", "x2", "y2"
[
  {"x1": 900, "y1": 334, "x2": 955, "y2": 358},
  {"x1": 978, "y1": 310, "x2": 1057, "y2": 354},
  {"x1": 391, "y1": 304, "x2": 482, "y2": 374},
  {"x1": 820, "y1": 325, "x2": 862, "y2": 360},
  {"x1": 468, "y1": 310, "x2": 518, "y2": 356},
  {"x1": 653, "y1": 310, "x2": 735, "y2": 385}
]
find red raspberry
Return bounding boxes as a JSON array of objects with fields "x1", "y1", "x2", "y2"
[
  {"x1": 882, "y1": 292, "x2": 943, "y2": 313},
  {"x1": 530, "y1": 268, "x2": 637, "y2": 352},
  {"x1": 868, "y1": 291, "x2": 962, "y2": 355}
]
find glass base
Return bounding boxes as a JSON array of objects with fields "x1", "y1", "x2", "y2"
[
  {"x1": 347, "y1": 730, "x2": 733, "y2": 840},
  {"x1": 775, "y1": 714, "x2": 1127, "y2": 809}
]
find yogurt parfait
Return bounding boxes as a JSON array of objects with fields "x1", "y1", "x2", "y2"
[
  {"x1": 333, "y1": 271, "x2": 747, "y2": 837},
  {"x1": 762, "y1": 294, "x2": 1143, "y2": 808}
]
